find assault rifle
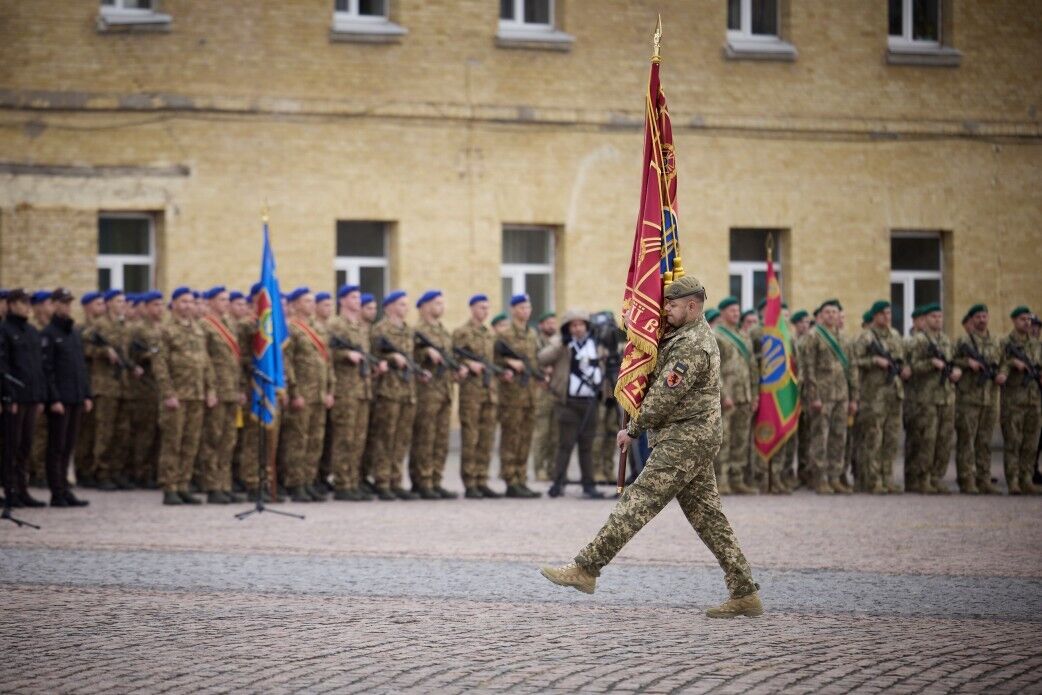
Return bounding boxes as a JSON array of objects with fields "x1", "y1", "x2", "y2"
[
  {"x1": 88, "y1": 331, "x2": 132, "y2": 380},
  {"x1": 329, "y1": 334, "x2": 381, "y2": 377},
  {"x1": 376, "y1": 336, "x2": 430, "y2": 381},
  {"x1": 2, "y1": 371, "x2": 26, "y2": 391},
  {"x1": 956, "y1": 341, "x2": 998, "y2": 386},
  {"x1": 126, "y1": 339, "x2": 158, "y2": 388},
  {"x1": 925, "y1": 338, "x2": 954, "y2": 386},
  {"x1": 867, "y1": 335, "x2": 903, "y2": 384},
  {"x1": 414, "y1": 331, "x2": 462, "y2": 376},
  {"x1": 453, "y1": 346, "x2": 507, "y2": 388},
  {"x1": 1004, "y1": 341, "x2": 1042, "y2": 389},
  {"x1": 494, "y1": 339, "x2": 547, "y2": 386}
]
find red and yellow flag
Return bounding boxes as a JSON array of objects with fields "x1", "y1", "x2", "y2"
[{"x1": 614, "y1": 58, "x2": 684, "y2": 417}]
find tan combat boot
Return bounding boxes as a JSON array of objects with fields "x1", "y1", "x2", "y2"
[
  {"x1": 716, "y1": 478, "x2": 732, "y2": 495},
  {"x1": 1007, "y1": 479, "x2": 1022, "y2": 495},
  {"x1": 886, "y1": 480, "x2": 903, "y2": 494},
  {"x1": 540, "y1": 562, "x2": 596, "y2": 594},
  {"x1": 706, "y1": 592, "x2": 764, "y2": 619},
  {"x1": 814, "y1": 478, "x2": 834, "y2": 494},
  {"x1": 977, "y1": 479, "x2": 998, "y2": 494},
  {"x1": 868, "y1": 480, "x2": 887, "y2": 495},
  {"x1": 1021, "y1": 480, "x2": 1041, "y2": 495},
  {"x1": 731, "y1": 480, "x2": 758, "y2": 495},
  {"x1": 831, "y1": 478, "x2": 853, "y2": 494}
]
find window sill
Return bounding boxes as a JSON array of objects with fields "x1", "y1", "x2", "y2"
[
  {"x1": 724, "y1": 36, "x2": 797, "y2": 62},
  {"x1": 886, "y1": 42, "x2": 962, "y2": 67},
  {"x1": 330, "y1": 17, "x2": 407, "y2": 44},
  {"x1": 96, "y1": 9, "x2": 172, "y2": 33},
  {"x1": 495, "y1": 26, "x2": 574, "y2": 52}
]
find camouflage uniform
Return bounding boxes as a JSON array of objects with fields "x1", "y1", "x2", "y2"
[
  {"x1": 852, "y1": 326, "x2": 906, "y2": 492},
  {"x1": 495, "y1": 321, "x2": 540, "y2": 488},
  {"x1": 902, "y1": 331, "x2": 919, "y2": 487},
  {"x1": 410, "y1": 318, "x2": 454, "y2": 491},
  {"x1": 153, "y1": 317, "x2": 215, "y2": 493},
  {"x1": 452, "y1": 318, "x2": 498, "y2": 489},
  {"x1": 75, "y1": 317, "x2": 97, "y2": 484},
  {"x1": 802, "y1": 325, "x2": 855, "y2": 488},
  {"x1": 952, "y1": 330, "x2": 1001, "y2": 491},
  {"x1": 795, "y1": 333, "x2": 812, "y2": 486},
  {"x1": 198, "y1": 314, "x2": 243, "y2": 494},
  {"x1": 714, "y1": 325, "x2": 756, "y2": 489},
  {"x1": 907, "y1": 330, "x2": 957, "y2": 492},
  {"x1": 369, "y1": 319, "x2": 417, "y2": 492},
  {"x1": 530, "y1": 332, "x2": 558, "y2": 481},
  {"x1": 590, "y1": 402, "x2": 620, "y2": 482},
  {"x1": 283, "y1": 317, "x2": 335, "y2": 489},
  {"x1": 998, "y1": 330, "x2": 1042, "y2": 492},
  {"x1": 328, "y1": 315, "x2": 373, "y2": 493},
  {"x1": 575, "y1": 316, "x2": 758, "y2": 600},
  {"x1": 125, "y1": 319, "x2": 162, "y2": 486},
  {"x1": 83, "y1": 316, "x2": 131, "y2": 486}
]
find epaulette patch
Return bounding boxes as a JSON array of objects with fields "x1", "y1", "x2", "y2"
[{"x1": 665, "y1": 370, "x2": 683, "y2": 388}]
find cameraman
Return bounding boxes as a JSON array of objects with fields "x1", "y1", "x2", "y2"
[{"x1": 538, "y1": 309, "x2": 607, "y2": 499}]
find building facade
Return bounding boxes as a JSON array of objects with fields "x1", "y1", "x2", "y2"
[{"x1": 1, "y1": 0, "x2": 1040, "y2": 333}]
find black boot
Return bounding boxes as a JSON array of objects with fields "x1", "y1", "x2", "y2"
[
  {"x1": 548, "y1": 483, "x2": 564, "y2": 498},
  {"x1": 478, "y1": 484, "x2": 502, "y2": 498},
  {"x1": 19, "y1": 491, "x2": 46, "y2": 508},
  {"x1": 178, "y1": 491, "x2": 202, "y2": 505},
  {"x1": 520, "y1": 484, "x2": 543, "y2": 498},
  {"x1": 464, "y1": 486, "x2": 484, "y2": 499},
  {"x1": 207, "y1": 491, "x2": 231, "y2": 504},
  {"x1": 394, "y1": 488, "x2": 419, "y2": 500},
  {"x1": 416, "y1": 487, "x2": 441, "y2": 500},
  {"x1": 434, "y1": 486, "x2": 458, "y2": 499},
  {"x1": 162, "y1": 491, "x2": 183, "y2": 506},
  {"x1": 64, "y1": 490, "x2": 90, "y2": 507},
  {"x1": 582, "y1": 486, "x2": 605, "y2": 500},
  {"x1": 375, "y1": 487, "x2": 397, "y2": 501},
  {"x1": 290, "y1": 486, "x2": 312, "y2": 503}
]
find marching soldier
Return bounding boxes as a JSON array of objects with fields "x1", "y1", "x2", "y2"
[
  {"x1": 152, "y1": 286, "x2": 217, "y2": 505},
  {"x1": 998, "y1": 306, "x2": 1042, "y2": 495},
  {"x1": 410, "y1": 290, "x2": 466, "y2": 499},
  {"x1": 495, "y1": 294, "x2": 542, "y2": 498},
  {"x1": 953, "y1": 304, "x2": 1003, "y2": 494},
  {"x1": 530, "y1": 311, "x2": 558, "y2": 482},
  {"x1": 906, "y1": 304, "x2": 961, "y2": 494},
  {"x1": 713, "y1": 297, "x2": 757, "y2": 494},
  {"x1": 125, "y1": 291, "x2": 163, "y2": 488},
  {"x1": 453, "y1": 294, "x2": 505, "y2": 499},
  {"x1": 282, "y1": 287, "x2": 335, "y2": 503}
]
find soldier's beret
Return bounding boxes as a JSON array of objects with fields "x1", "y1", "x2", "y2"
[
  {"x1": 79, "y1": 291, "x2": 100, "y2": 305},
  {"x1": 416, "y1": 290, "x2": 442, "y2": 308},
  {"x1": 820, "y1": 298, "x2": 842, "y2": 311},
  {"x1": 0, "y1": 289, "x2": 7, "y2": 300},
  {"x1": 717, "y1": 296, "x2": 739, "y2": 311},
  {"x1": 7, "y1": 288, "x2": 29, "y2": 304},
  {"x1": 229, "y1": 291, "x2": 244, "y2": 302},
  {"x1": 510, "y1": 293, "x2": 529, "y2": 307},
  {"x1": 51, "y1": 287, "x2": 74, "y2": 303},
  {"x1": 665, "y1": 275, "x2": 706, "y2": 302},
  {"x1": 287, "y1": 287, "x2": 310, "y2": 303},
  {"x1": 103, "y1": 289, "x2": 124, "y2": 302},
  {"x1": 537, "y1": 311, "x2": 556, "y2": 322},
  {"x1": 171, "y1": 286, "x2": 192, "y2": 301},
  {"x1": 144, "y1": 291, "x2": 164, "y2": 303},
  {"x1": 868, "y1": 300, "x2": 890, "y2": 318},
  {"x1": 491, "y1": 312, "x2": 507, "y2": 325},
  {"x1": 920, "y1": 302, "x2": 942, "y2": 316},
  {"x1": 383, "y1": 290, "x2": 407, "y2": 307},
  {"x1": 203, "y1": 285, "x2": 226, "y2": 300},
  {"x1": 862, "y1": 310, "x2": 873, "y2": 325},
  {"x1": 337, "y1": 284, "x2": 360, "y2": 298},
  {"x1": 962, "y1": 304, "x2": 987, "y2": 324},
  {"x1": 741, "y1": 309, "x2": 756, "y2": 321},
  {"x1": 315, "y1": 292, "x2": 332, "y2": 303},
  {"x1": 30, "y1": 290, "x2": 52, "y2": 305},
  {"x1": 193, "y1": 291, "x2": 202, "y2": 300},
  {"x1": 469, "y1": 294, "x2": 489, "y2": 306},
  {"x1": 1010, "y1": 305, "x2": 1032, "y2": 319},
  {"x1": 790, "y1": 310, "x2": 808, "y2": 323},
  {"x1": 910, "y1": 306, "x2": 924, "y2": 319},
  {"x1": 360, "y1": 293, "x2": 375, "y2": 306},
  {"x1": 704, "y1": 308, "x2": 720, "y2": 323},
  {"x1": 812, "y1": 307, "x2": 822, "y2": 318},
  {"x1": 249, "y1": 282, "x2": 263, "y2": 298},
  {"x1": 756, "y1": 298, "x2": 767, "y2": 312},
  {"x1": 130, "y1": 294, "x2": 146, "y2": 306}
]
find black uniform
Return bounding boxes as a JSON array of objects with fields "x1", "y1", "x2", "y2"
[
  {"x1": 41, "y1": 314, "x2": 93, "y2": 500},
  {"x1": 1, "y1": 313, "x2": 47, "y2": 505}
]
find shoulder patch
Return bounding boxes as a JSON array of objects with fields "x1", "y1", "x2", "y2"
[
  {"x1": 665, "y1": 370, "x2": 683, "y2": 388},
  {"x1": 673, "y1": 361, "x2": 688, "y2": 374}
]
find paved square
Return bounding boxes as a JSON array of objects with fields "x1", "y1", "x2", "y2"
[{"x1": 2, "y1": 455, "x2": 1041, "y2": 693}]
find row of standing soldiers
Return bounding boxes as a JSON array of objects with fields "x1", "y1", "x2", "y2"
[{"x1": 704, "y1": 296, "x2": 1042, "y2": 495}]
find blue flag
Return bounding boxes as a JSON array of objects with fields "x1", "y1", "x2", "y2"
[{"x1": 250, "y1": 222, "x2": 287, "y2": 426}]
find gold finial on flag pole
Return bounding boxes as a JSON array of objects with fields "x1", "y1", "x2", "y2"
[
  {"x1": 652, "y1": 14, "x2": 662, "y2": 63},
  {"x1": 262, "y1": 200, "x2": 270, "y2": 224}
]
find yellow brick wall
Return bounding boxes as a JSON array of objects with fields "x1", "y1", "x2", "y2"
[{"x1": 0, "y1": 206, "x2": 96, "y2": 291}]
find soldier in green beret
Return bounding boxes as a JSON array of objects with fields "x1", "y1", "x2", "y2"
[
  {"x1": 998, "y1": 306, "x2": 1042, "y2": 494},
  {"x1": 713, "y1": 296, "x2": 757, "y2": 494},
  {"x1": 531, "y1": 311, "x2": 559, "y2": 482},
  {"x1": 952, "y1": 304, "x2": 1003, "y2": 493}
]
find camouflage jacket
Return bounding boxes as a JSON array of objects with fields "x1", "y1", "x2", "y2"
[
  {"x1": 627, "y1": 316, "x2": 722, "y2": 450},
  {"x1": 82, "y1": 315, "x2": 128, "y2": 398},
  {"x1": 285, "y1": 317, "x2": 335, "y2": 403},
  {"x1": 998, "y1": 331, "x2": 1042, "y2": 408},
  {"x1": 371, "y1": 318, "x2": 416, "y2": 403},
  {"x1": 802, "y1": 325, "x2": 854, "y2": 403},
  {"x1": 908, "y1": 330, "x2": 956, "y2": 406},
  {"x1": 853, "y1": 326, "x2": 905, "y2": 403},
  {"x1": 200, "y1": 313, "x2": 244, "y2": 403},
  {"x1": 495, "y1": 321, "x2": 540, "y2": 408},
  {"x1": 125, "y1": 318, "x2": 163, "y2": 401},
  {"x1": 953, "y1": 330, "x2": 1002, "y2": 406},
  {"x1": 327, "y1": 315, "x2": 372, "y2": 401},
  {"x1": 715, "y1": 324, "x2": 756, "y2": 404},
  {"x1": 153, "y1": 317, "x2": 215, "y2": 401},
  {"x1": 413, "y1": 317, "x2": 454, "y2": 403},
  {"x1": 452, "y1": 319, "x2": 498, "y2": 405}
]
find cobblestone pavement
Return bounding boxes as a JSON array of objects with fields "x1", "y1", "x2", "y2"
[{"x1": 2, "y1": 451, "x2": 1042, "y2": 693}]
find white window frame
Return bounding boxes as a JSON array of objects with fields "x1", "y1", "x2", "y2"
[
  {"x1": 331, "y1": 0, "x2": 406, "y2": 39},
  {"x1": 727, "y1": 0, "x2": 780, "y2": 42},
  {"x1": 888, "y1": 0, "x2": 941, "y2": 50},
  {"x1": 501, "y1": 227, "x2": 555, "y2": 314},
  {"x1": 499, "y1": 0, "x2": 555, "y2": 32},
  {"x1": 98, "y1": 0, "x2": 171, "y2": 28},
  {"x1": 334, "y1": 227, "x2": 389, "y2": 297},
  {"x1": 725, "y1": 0, "x2": 796, "y2": 60},
  {"x1": 890, "y1": 231, "x2": 943, "y2": 336},
  {"x1": 728, "y1": 260, "x2": 782, "y2": 312},
  {"x1": 496, "y1": 0, "x2": 573, "y2": 49},
  {"x1": 97, "y1": 213, "x2": 155, "y2": 292}
]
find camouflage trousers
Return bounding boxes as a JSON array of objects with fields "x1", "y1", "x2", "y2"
[
  {"x1": 93, "y1": 395, "x2": 131, "y2": 482},
  {"x1": 499, "y1": 402, "x2": 535, "y2": 486},
  {"x1": 715, "y1": 402, "x2": 752, "y2": 484},
  {"x1": 75, "y1": 407, "x2": 95, "y2": 481},
  {"x1": 331, "y1": 396, "x2": 370, "y2": 492},
  {"x1": 796, "y1": 404, "x2": 811, "y2": 485},
  {"x1": 530, "y1": 390, "x2": 558, "y2": 480},
  {"x1": 575, "y1": 435, "x2": 758, "y2": 599},
  {"x1": 318, "y1": 410, "x2": 333, "y2": 485},
  {"x1": 999, "y1": 401, "x2": 1041, "y2": 488},
  {"x1": 903, "y1": 400, "x2": 918, "y2": 487},
  {"x1": 458, "y1": 391, "x2": 496, "y2": 488},
  {"x1": 809, "y1": 400, "x2": 847, "y2": 482},
  {"x1": 282, "y1": 402, "x2": 327, "y2": 488},
  {"x1": 157, "y1": 400, "x2": 205, "y2": 492},
  {"x1": 858, "y1": 395, "x2": 902, "y2": 490},
  {"x1": 199, "y1": 401, "x2": 238, "y2": 493},
  {"x1": 590, "y1": 402, "x2": 621, "y2": 482},
  {"x1": 409, "y1": 393, "x2": 451, "y2": 490},
  {"x1": 360, "y1": 402, "x2": 380, "y2": 483},
  {"x1": 764, "y1": 431, "x2": 797, "y2": 491},
  {"x1": 907, "y1": 401, "x2": 955, "y2": 487},
  {"x1": 369, "y1": 397, "x2": 416, "y2": 491},
  {"x1": 126, "y1": 396, "x2": 159, "y2": 485},
  {"x1": 845, "y1": 412, "x2": 859, "y2": 484},
  {"x1": 955, "y1": 400, "x2": 998, "y2": 488},
  {"x1": 239, "y1": 413, "x2": 280, "y2": 490}
]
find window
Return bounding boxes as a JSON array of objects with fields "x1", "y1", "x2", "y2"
[
  {"x1": 725, "y1": 0, "x2": 796, "y2": 60},
  {"x1": 501, "y1": 226, "x2": 554, "y2": 322},
  {"x1": 97, "y1": 0, "x2": 171, "y2": 30},
  {"x1": 331, "y1": 0, "x2": 406, "y2": 41},
  {"x1": 890, "y1": 232, "x2": 942, "y2": 335},
  {"x1": 728, "y1": 228, "x2": 783, "y2": 311},
  {"x1": 886, "y1": 0, "x2": 960, "y2": 66},
  {"x1": 496, "y1": 0, "x2": 573, "y2": 50},
  {"x1": 335, "y1": 221, "x2": 389, "y2": 307},
  {"x1": 97, "y1": 214, "x2": 155, "y2": 293}
]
